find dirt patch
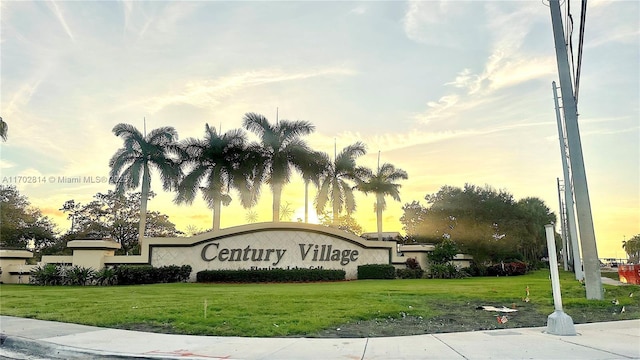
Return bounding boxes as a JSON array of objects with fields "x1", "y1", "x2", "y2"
[
  {"x1": 311, "y1": 301, "x2": 547, "y2": 338},
  {"x1": 310, "y1": 301, "x2": 639, "y2": 338},
  {"x1": 113, "y1": 300, "x2": 639, "y2": 338}
]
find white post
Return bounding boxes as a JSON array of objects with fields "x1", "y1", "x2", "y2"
[
  {"x1": 546, "y1": 224, "x2": 564, "y2": 311},
  {"x1": 548, "y1": 1, "x2": 601, "y2": 298},
  {"x1": 545, "y1": 224, "x2": 576, "y2": 335},
  {"x1": 552, "y1": 82, "x2": 583, "y2": 281}
]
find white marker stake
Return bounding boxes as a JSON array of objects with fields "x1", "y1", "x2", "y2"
[{"x1": 545, "y1": 224, "x2": 576, "y2": 336}]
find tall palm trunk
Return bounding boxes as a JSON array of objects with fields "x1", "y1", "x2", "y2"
[
  {"x1": 304, "y1": 179, "x2": 309, "y2": 223},
  {"x1": 139, "y1": 164, "x2": 151, "y2": 246},
  {"x1": 273, "y1": 183, "x2": 283, "y2": 222},
  {"x1": 376, "y1": 193, "x2": 384, "y2": 241},
  {"x1": 212, "y1": 198, "x2": 222, "y2": 231},
  {"x1": 332, "y1": 178, "x2": 340, "y2": 225}
]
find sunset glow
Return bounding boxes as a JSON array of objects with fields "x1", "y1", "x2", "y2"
[{"x1": 1, "y1": 1, "x2": 638, "y2": 258}]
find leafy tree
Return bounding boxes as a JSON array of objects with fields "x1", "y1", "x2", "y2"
[
  {"x1": 61, "y1": 191, "x2": 182, "y2": 254},
  {"x1": 400, "y1": 183, "x2": 555, "y2": 264},
  {"x1": 428, "y1": 239, "x2": 460, "y2": 279},
  {"x1": 0, "y1": 186, "x2": 57, "y2": 250},
  {"x1": 399, "y1": 201, "x2": 430, "y2": 241},
  {"x1": 428, "y1": 238, "x2": 458, "y2": 264},
  {"x1": 60, "y1": 200, "x2": 82, "y2": 233},
  {"x1": 513, "y1": 197, "x2": 556, "y2": 265},
  {"x1": 109, "y1": 124, "x2": 181, "y2": 244},
  {"x1": 356, "y1": 162, "x2": 408, "y2": 241},
  {"x1": 0, "y1": 116, "x2": 7, "y2": 142},
  {"x1": 175, "y1": 124, "x2": 255, "y2": 230},
  {"x1": 315, "y1": 142, "x2": 367, "y2": 224},
  {"x1": 623, "y1": 234, "x2": 640, "y2": 263},
  {"x1": 242, "y1": 112, "x2": 315, "y2": 222}
]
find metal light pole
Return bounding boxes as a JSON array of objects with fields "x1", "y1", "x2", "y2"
[
  {"x1": 557, "y1": 178, "x2": 569, "y2": 271},
  {"x1": 552, "y1": 82, "x2": 583, "y2": 281},
  {"x1": 548, "y1": 0, "x2": 602, "y2": 299}
]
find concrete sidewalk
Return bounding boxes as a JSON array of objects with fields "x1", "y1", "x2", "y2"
[{"x1": 1, "y1": 315, "x2": 638, "y2": 360}]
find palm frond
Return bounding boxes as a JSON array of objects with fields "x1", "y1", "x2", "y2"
[
  {"x1": 341, "y1": 179, "x2": 357, "y2": 214},
  {"x1": 242, "y1": 113, "x2": 270, "y2": 137},
  {"x1": 0, "y1": 117, "x2": 8, "y2": 141},
  {"x1": 279, "y1": 120, "x2": 315, "y2": 143},
  {"x1": 315, "y1": 178, "x2": 331, "y2": 214}
]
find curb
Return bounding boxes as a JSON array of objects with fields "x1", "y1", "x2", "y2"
[{"x1": 0, "y1": 335, "x2": 161, "y2": 360}]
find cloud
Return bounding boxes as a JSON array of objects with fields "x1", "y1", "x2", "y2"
[
  {"x1": 125, "y1": 66, "x2": 357, "y2": 115},
  {"x1": 409, "y1": 2, "x2": 555, "y2": 127},
  {"x1": 307, "y1": 120, "x2": 553, "y2": 159},
  {"x1": 47, "y1": 1, "x2": 75, "y2": 42},
  {"x1": 349, "y1": 5, "x2": 366, "y2": 15},
  {"x1": 402, "y1": 1, "x2": 480, "y2": 48},
  {"x1": 548, "y1": 0, "x2": 640, "y2": 49}
]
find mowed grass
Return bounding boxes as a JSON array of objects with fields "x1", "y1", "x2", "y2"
[{"x1": 1, "y1": 270, "x2": 638, "y2": 337}]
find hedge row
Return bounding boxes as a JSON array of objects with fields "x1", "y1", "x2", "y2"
[
  {"x1": 114, "y1": 265, "x2": 192, "y2": 285},
  {"x1": 196, "y1": 268, "x2": 346, "y2": 283},
  {"x1": 396, "y1": 268, "x2": 424, "y2": 279},
  {"x1": 357, "y1": 264, "x2": 396, "y2": 279},
  {"x1": 486, "y1": 261, "x2": 528, "y2": 276}
]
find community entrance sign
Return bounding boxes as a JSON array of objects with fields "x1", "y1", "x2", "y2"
[
  {"x1": 148, "y1": 223, "x2": 403, "y2": 280},
  {"x1": 16, "y1": 223, "x2": 473, "y2": 284}
]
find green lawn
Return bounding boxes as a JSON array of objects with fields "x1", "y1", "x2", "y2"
[{"x1": 1, "y1": 270, "x2": 638, "y2": 337}]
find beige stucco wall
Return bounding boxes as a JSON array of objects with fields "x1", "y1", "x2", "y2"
[
  {"x1": 399, "y1": 244, "x2": 436, "y2": 270},
  {"x1": 0, "y1": 250, "x2": 35, "y2": 284},
  {"x1": 42, "y1": 240, "x2": 121, "y2": 272},
  {"x1": 37, "y1": 224, "x2": 472, "y2": 282},
  {"x1": 148, "y1": 223, "x2": 400, "y2": 280}
]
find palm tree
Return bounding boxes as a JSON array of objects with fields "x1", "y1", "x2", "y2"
[
  {"x1": 297, "y1": 151, "x2": 330, "y2": 223},
  {"x1": 0, "y1": 117, "x2": 7, "y2": 142},
  {"x1": 315, "y1": 142, "x2": 367, "y2": 225},
  {"x1": 242, "y1": 112, "x2": 315, "y2": 222},
  {"x1": 356, "y1": 161, "x2": 408, "y2": 241},
  {"x1": 245, "y1": 210, "x2": 258, "y2": 223},
  {"x1": 109, "y1": 124, "x2": 181, "y2": 245},
  {"x1": 175, "y1": 124, "x2": 252, "y2": 231}
]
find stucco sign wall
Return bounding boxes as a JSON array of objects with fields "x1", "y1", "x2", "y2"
[{"x1": 146, "y1": 223, "x2": 400, "y2": 280}]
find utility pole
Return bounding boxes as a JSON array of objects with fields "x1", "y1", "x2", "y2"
[
  {"x1": 557, "y1": 178, "x2": 569, "y2": 271},
  {"x1": 549, "y1": 0, "x2": 602, "y2": 299},
  {"x1": 552, "y1": 82, "x2": 583, "y2": 281}
]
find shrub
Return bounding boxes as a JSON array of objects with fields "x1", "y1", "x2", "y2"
[
  {"x1": 486, "y1": 261, "x2": 528, "y2": 276},
  {"x1": 467, "y1": 261, "x2": 488, "y2": 277},
  {"x1": 155, "y1": 265, "x2": 192, "y2": 283},
  {"x1": 30, "y1": 264, "x2": 63, "y2": 285},
  {"x1": 458, "y1": 267, "x2": 474, "y2": 278},
  {"x1": 357, "y1": 264, "x2": 396, "y2": 279},
  {"x1": 397, "y1": 258, "x2": 424, "y2": 279},
  {"x1": 65, "y1": 266, "x2": 96, "y2": 286},
  {"x1": 396, "y1": 268, "x2": 424, "y2": 279},
  {"x1": 94, "y1": 267, "x2": 117, "y2": 286},
  {"x1": 114, "y1": 265, "x2": 155, "y2": 285},
  {"x1": 196, "y1": 268, "x2": 345, "y2": 283},
  {"x1": 429, "y1": 263, "x2": 459, "y2": 279},
  {"x1": 114, "y1": 265, "x2": 192, "y2": 285},
  {"x1": 405, "y1": 257, "x2": 421, "y2": 270}
]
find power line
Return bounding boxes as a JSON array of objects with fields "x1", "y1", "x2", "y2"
[{"x1": 575, "y1": 0, "x2": 588, "y2": 104}]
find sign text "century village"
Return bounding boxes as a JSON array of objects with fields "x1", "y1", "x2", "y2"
[{"x1": 200, "y1": 243, "x2": 360, "y2": 266}]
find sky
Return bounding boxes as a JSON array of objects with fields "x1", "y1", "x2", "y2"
[{"x1": 1, "y1": 0, "x2": 638, "y2": 259}]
